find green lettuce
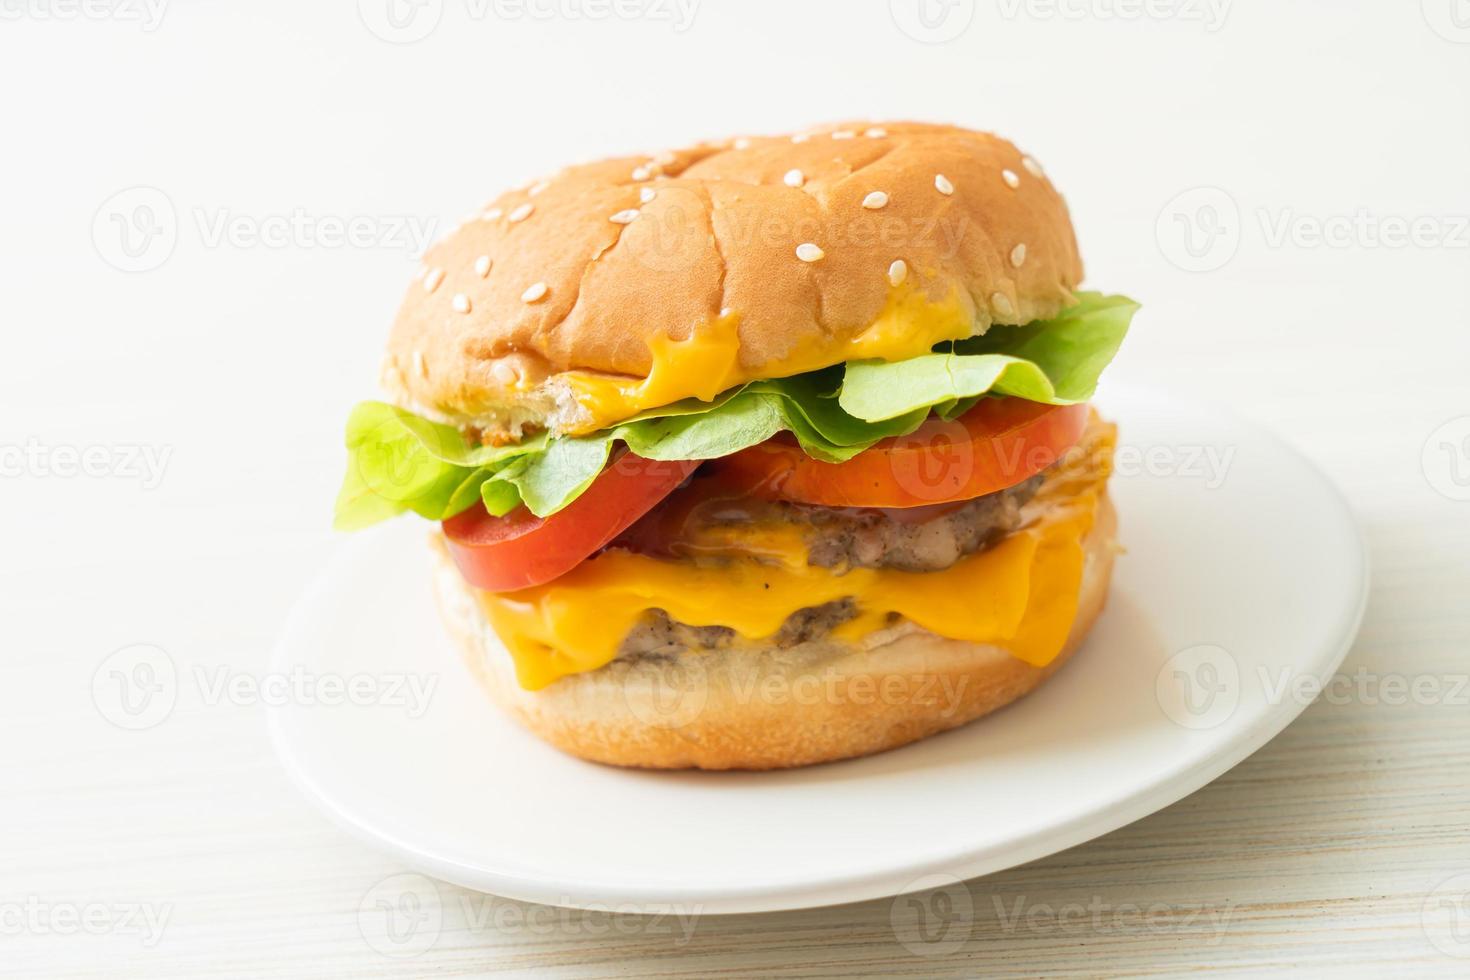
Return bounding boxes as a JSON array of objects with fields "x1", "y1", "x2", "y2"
[
  {"x1": 332, "y1": 402, "x2": 544, "y2": 530},
  {"x1": 491, "y1": 379, "x2": 934, "y2": 518},
  {"x1": 838, "y1": 292, "x2": 1138, "y2": 421},
  {"x1": 333, "y1": 291, "x2": 1137, "y2": 529}
]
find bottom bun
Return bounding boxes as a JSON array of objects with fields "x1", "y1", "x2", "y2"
[{"x1": 433, "y1": 494, "x2": 1117, "y2": 770}]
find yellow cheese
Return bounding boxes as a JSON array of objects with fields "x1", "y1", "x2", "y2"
[
  {"x1": 845, "y1": 280, "x2": 976, "y2": 361},
  {"x1": 665, "y1": 516, "x2": 812, "y2": 570},
  {"x1": 473, "y1": 412, "x2": 1115, "y2": 692},
  {"x1": 556, "y1": 285, "x2": 976, "y2": 433},
  {"x1": 559, "y1": 310, "x2": 746, "y2": 428},
  {"x1": 477, "y1": 491, "x2": 1098, "y2": 691}
]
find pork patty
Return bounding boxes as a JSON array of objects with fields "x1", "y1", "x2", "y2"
[
  {"x1": 618, "y1": 599, "x2": 859, "y2": 662},
  {"x1": 800, "y1": 474, "x2": 1041, "y2": 573},
  {"x1": 613, "y1": 474, "x2": 1043, "y2": 661}
]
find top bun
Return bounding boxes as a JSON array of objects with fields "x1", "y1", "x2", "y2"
[{"x1": 382, "y1": 121, "x2": 1084, "y2": 440}]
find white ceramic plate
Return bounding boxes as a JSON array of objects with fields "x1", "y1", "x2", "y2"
[{"x1": 271, "y1": 388, "x2": 1368, "y2": 914}]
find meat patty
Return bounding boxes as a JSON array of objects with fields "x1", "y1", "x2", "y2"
[
  {"x1": 618, "y1": 599, "x2": 859, "y2": 662},
  {"x1": 612, "y1": 474, "x2": 1043, "y2": 661},
  {"x1": 615, "y1": 470, "x2": 1042, "y2": 574},
  {"x1": 797, "y1": 474, "x2": 1041, "y2": 573}
]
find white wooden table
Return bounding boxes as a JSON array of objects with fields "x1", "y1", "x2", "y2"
[{"x1": 4, "y1": 3, "x2": 1468, "y2": 975}]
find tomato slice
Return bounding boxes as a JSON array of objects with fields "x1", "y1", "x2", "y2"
[
  {"x1": 711, "y1": 399, "x2": 1088, "y2": 508},
  {"x1": 442, "y1": 453, "x2": 699, "y2": 592}
]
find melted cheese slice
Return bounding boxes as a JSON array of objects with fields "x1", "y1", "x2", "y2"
[
  {"x1": 477, "y1": 485, "x2": 1103, "y2": 691},
  {"x1": 475, "y1": 417, "x2": 1115, "y2": 691},
  {"x1": 557, "y1": 285, "x2": 977, "y2": 433}
]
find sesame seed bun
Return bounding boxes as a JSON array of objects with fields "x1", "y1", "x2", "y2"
[
  {"x1": 383, "y1": 122, "x2": 1084, "y2": 439},
  {"x1": 430, "y1": 495, "x2": 1115, "y2": 771}
]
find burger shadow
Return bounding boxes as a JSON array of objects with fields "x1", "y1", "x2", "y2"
[{"x1": 620, "y1": 588, "x2": 1166, "y2": 789}]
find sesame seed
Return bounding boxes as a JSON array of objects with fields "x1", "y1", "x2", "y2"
[
  {"x1": 491, "y1": 361, "x2": 517, "y2": 384},
  {"x1": 992, "y1": 292, "x2": 1015, "y2": 317},
  {"x1": 508, "y1": 203, "x2": 534, "y2": 222},
  {"x1": 422, "y1": 268, "x2": 445, "y2": 292},
  {"x1": 791, "y1": 133, "x2": 811, "y2": 143},
  {"x1": 481, "y1": 208, "x2": 503, "y2": 221},
  {"x1": 888, "y1": 259, "x2": 908, "y2": 287},
  {"x1": 528, "y1": 181, "x2": 550, "y2": 197},
  {"x1": 1010, "y1": 243, "x2": 1027, "y2": 268},
  {"x1": 474, "y1": 255, "x2": 492, "y2": 277},
  {"x1": 865, "y1": 127, "x2": 887, "y2": 138},
  {"x1": 452, "y1": 293, "x2": 471, "y2": 314},
  {"x1": 631, "y1": 166, "x2": 652, "y2": 181},
  {"x1": 609, "y1": 208, "x2": 640, "y2": 224},
  {"x1": 521, "y1": 281, "x2": 548, "y2": 303},
  {"x1": 795, "y1": 242, "x2": 825, "y2": 262},
  {"x1": 862, "y1": 190, "x2": 889, "y2": 209},
  {"x1": 831, "y1": 130, "x2": 855, "y2": 140},
  {"x1": 639, "y1": 187, "x2": 656, "y2": 204},
  {"x1": 412, "y1": 350, "x2": 427, "y2": 377},
  {"x1": 1021, "y1": 155, "x2": 1044, "y2": 178},
  {"x1": 934, "y1": 174, "x2": 954, "y2": 195},
  {"x1": 784, "y1": 168, "x2": 805, "y2": 188},
  {"x1": 733, "y1": 137, "x2": 752, "y2": 150},
  {"x1": 1001, "y1": 169, "x2": 1020, "y2": 189}
]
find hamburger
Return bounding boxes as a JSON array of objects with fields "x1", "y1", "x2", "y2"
[{"x1": 335, "y1": 121, "x2": 1138, "y2": 770}]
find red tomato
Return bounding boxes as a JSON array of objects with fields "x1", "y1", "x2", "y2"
[
  {"x1": 711, "y1": 399, "x2": 1088, "y2": 508},
  {"x1": 442, "y1": 453, "x2": 698, "y2": 592}
]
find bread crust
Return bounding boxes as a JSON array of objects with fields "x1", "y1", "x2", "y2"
[
  {"x1": 432, "y1": 495, "x2": 1116, "y2": 770},
  {"x1": 385, "y1": 122, "x2": 1083, "y2": 438}
]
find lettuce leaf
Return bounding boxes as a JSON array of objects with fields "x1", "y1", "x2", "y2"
[
  {"x1": 333, "y1": 291, "x2": 1137, "y2": 528},
  {"x1": 837, "y1": 292, "x2": 1139, "y2": 421},
  {"x1": 485, "y1": 382, "x2": 932, "y2": 518},
  {"x1": 331, "y1": 402, "x2": 545, "y2": 530}
]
